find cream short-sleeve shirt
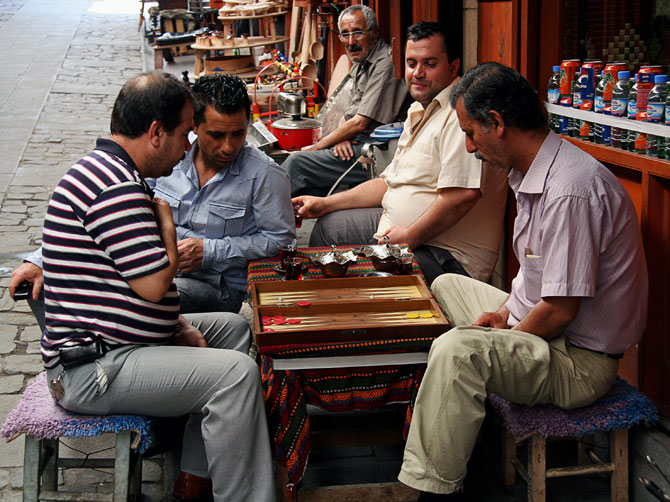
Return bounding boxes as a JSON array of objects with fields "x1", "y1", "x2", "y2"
[{"x1": 379, "y1": 78, "x2": 508, "y2": 281}]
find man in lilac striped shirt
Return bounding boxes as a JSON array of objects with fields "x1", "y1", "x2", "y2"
[
  {"x1": 23, "y1": 72, "x2": 276, "y2": 502},
  {"x1": 399, "y1": 62, "x2": 648, "y2": 501}
]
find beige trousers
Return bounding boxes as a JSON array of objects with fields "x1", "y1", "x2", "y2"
[{"x1": 398, "y1": 274, "x2": 619, "y2": 494}]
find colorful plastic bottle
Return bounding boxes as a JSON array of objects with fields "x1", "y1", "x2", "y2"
[
  {"x1": 611, "y1": 71, "x2": 630, "y2": 150},
  {"x1": 646, "y1": 74, "x2": 667, "y2": 158}
]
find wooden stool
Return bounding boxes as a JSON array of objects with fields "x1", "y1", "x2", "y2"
[
  {"x1": 1, "y1": 372, "x2": 154, "y2": 502},
  {"x1": 489, "y1": 377, "x2": 658, "y2": 502},
  {"x1": 23, "y1": 431, "x2": 142, "y2": 502}
]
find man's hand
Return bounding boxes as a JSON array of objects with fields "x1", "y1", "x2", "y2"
[
  {"x1": 10, "y1": 262, "x2": 43, "y2": 301},
  {"x1": 301, "y1": 143, "x2": 320, "y2": 152},
  {"x1": 153, "y1": 197, "x2": 177, "y2": 247},
  {"x1": 332, "y1": 140, "x2": 355, "y2": 161},
  {"x1": 177, "y1": 238, "x2": 204, "y2": 274},
  {"x1": 472, "y1": 311, "x2": 509, "y2": 329},
  {"x1": 379, "y1": 226, "x2": 418, "y2": 250},
  {"x1": 292, "y1": 196, "x2": 330, "y2": 219},
  {"x1": 172, "y1": 315, "x2": 208, "y2": 347}
]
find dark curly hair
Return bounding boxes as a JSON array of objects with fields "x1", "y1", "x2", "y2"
[
  {"x1": 192, "y1": 74, "x2": 250, "y2": 125},
  {"x1": 450, "y1": 62, "x2": 547, "y2": 131}
]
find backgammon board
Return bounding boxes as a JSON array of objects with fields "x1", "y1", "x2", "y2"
[{"x1": 250, "y1": 275, "x2": 450, "y2": 347}]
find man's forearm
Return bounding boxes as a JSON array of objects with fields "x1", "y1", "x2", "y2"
[
  {"x1": 512, "y1": 297, "x2": 581, "y2": 340},
  {"x1": 312, "y1": 114, "x2": 370, "y2": 150},
  {"x1": 324, "y1": 178, "x2": 388, "y2": 212},
  {"x1": 202, "y1": 230, "x2": 293, "y2": 273}
]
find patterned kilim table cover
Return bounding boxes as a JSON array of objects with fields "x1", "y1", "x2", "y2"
[{"x1": 247, "y1": 246, "x2": 445, "y2": 489}]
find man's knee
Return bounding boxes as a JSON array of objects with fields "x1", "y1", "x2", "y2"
[
  {"x1": 432, "y1": 273, "x2": 480, "y2": 300},
  {"x1": 432, "y1": 273, "x2": 465, "y2": 293},
  {"x1": 226, "y1": 351, "x2": 262, "y2": 390},
  {"x1": 309, "y1": 214, "x2": 335, "y2": 246},
  {"x1": 283, "y1": 151, "x2": 312, "y2": 175},
  {"x1": 204, "y1": 311, "x2": 250, "y2": 334}
]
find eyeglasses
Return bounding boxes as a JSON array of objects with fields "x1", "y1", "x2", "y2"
[{"x1": 338, "y1": 29, "x2": 370, "y2": 42}]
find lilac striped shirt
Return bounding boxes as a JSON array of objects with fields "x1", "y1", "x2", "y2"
[
  {"x1": 41, "y1": 139, "x2": 179, "y2": 368},
  {"x1": 506, "y1": 132, "x2": 648, "y2": 354}
]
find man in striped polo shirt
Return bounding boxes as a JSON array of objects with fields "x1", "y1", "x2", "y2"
[
  {"x1": 22, "y1": 72, "x2": 276, "y2": 502},
  {"x1": 399, "y1": 63, "x2": 648, "y2": 501},
  {"x1": 12, "y1": 74, "x2": 294, "y2": 320}
]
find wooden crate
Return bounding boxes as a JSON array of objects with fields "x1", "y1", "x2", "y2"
[{"x1": 251, "y1": 276, "x2": 449, "y2": 347}]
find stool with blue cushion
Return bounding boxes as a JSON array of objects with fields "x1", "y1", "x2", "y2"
[
  {"x1": 488, "y1": 377, "x2": 658, "y2": 502},
  {"x1": 1, "y1": 371, "x2": 154, "y2": 502}
]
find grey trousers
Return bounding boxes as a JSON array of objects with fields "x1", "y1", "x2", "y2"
[
  {"x1": 283, "y1": 143, "x2": 367, "y2": 197},
  {"x1": 399, "y1": 274, "x2": 618, "y2": 494},
  {"x1": 175, "y1": 271, "x2": 246, "y2": 314},
  {"x1": 46, "y1": 312, "x2": 276, "y2": 502},
  {"x1": 310, "y1": 208, "x2": 469, "y2": 285}
]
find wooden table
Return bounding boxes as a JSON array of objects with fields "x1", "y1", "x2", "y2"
[{"x1": 248, "y1": 246, "x2": 447, "y2": 501}]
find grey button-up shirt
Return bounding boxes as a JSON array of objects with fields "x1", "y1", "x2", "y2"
[
  {"x1": 345, "y1": 38, "x2": 408, "y2": 134},
  {"x1": 149, "y1": 141, "x2": 295, "y2": 293}
]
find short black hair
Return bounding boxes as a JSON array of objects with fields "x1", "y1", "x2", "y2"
[
  {"x1": 450, "y1": 62, "x2": 547, "y2": 131},
  {"x1": 406, "y1": 21, "x2": 459, "y2": 63},
  {"x1": 192, "y1": 74, "x2": 250, "y2": 125},
  {"x1": 110, "y1": 72, "x2": 193, "y2": 138}
]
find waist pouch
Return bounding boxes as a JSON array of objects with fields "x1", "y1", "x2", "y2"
[{"x1": 59, "y1": 339, "x2": 105, "y2": 369}]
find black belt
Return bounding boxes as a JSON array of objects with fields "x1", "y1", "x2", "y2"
[{"x1": 569, "y1": 342, "x2": 623, "y2": 360}]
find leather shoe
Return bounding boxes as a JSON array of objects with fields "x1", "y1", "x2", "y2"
[{"x1": 173, "y1": 472, "x2": 214, "y2": 502}]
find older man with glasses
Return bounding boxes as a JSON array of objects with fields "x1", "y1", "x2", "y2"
[{"x1": 282, "y1": 4, "x2": 409, "y2": 197}]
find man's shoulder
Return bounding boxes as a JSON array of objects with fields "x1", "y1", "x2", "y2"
[
  {"x1": 66, "y1": 149, "x2": 138, "y2": 188},
  {"x1": 239, "y1": 144, "x2": 285, "y2": 176},
  {"x1": 367, "y1": 38, "x2": 393, "y2": 64},
  {"x1": 549, "y1": 137, "x2": 626, "y2": 199}
]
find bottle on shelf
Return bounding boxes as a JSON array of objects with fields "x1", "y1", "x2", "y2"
[
  {"x1": 627, "y1": 74, "x2": 639, "y2": 151},
  {"x1": 634, "y1": 111, "x2": 648, "y2": 156},
  {"x1": 548, "y1": 65, "x2": 561, "y2": 103},
  {"x1": 594, "y1": 70, "x2": 606, "y2": 113},
  {"x1": 593, "y1": 71, "x2": 606, "y2": 143},
  {"x1": 611, "y1": 70, "x2": 630, "y2": 150},
  {"x1": 646, "y1": 74, "x2": 667, "y2": 158},
  {"x1": 547, "y1": 65, "x2": 561, "y2": 132},
  {"x1": 569, "y1": 77, "x2": 582, "y2": 137},
  {"x1": 665, "y1": 80, "x2": 670, "y2": 158},
  {"x1": 600, "y1": 107, "x2": 612, "y2": 145}
]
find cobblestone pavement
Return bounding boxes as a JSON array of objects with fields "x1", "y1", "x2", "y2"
[{"x1": 0, "y1": 1, "x2": 169, "y2": 499}]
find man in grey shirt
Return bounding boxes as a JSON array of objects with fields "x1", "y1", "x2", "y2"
[{"x1": 283, "y1": 4, "x2": 409, "y2": 197}]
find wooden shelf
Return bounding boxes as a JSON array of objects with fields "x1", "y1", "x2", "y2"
[
  {"x1": 546, "y1": 103, "x2": 670, "y2": 137},
  {"x1": 563, "y1": 136, "x2": 670, "y2": 179},
  {"x1": 218, "y1": 10, "x2": 287, "y2": 20},
  {"x1": 192, "y1": 35, "x2": 289, "y2": 50}
]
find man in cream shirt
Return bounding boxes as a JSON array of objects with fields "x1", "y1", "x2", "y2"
[{"x1": 292, "y1": 21, "x2": 508, "y2": 285}]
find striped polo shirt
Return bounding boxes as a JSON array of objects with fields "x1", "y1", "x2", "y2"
[{"x1": 41, "y1": 139, "x2": 180, "y2": 368}]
